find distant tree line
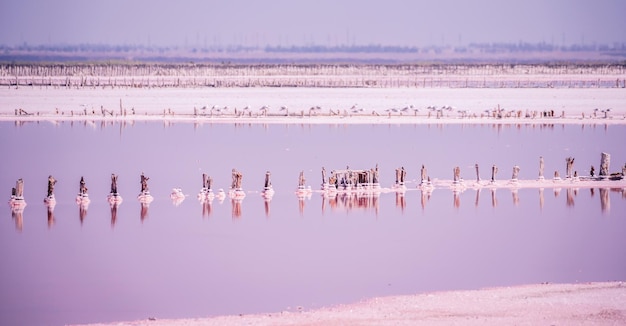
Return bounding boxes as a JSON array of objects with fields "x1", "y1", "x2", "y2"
[{"x1": 2, "y1": 42, "x2": 625, "y2": 54}]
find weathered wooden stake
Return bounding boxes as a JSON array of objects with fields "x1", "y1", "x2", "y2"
[
  {"x1": 140, "y1": 173, "x2": 150, "y2": 193},
  {"x1": 511, "y1": 166, "x2": 520, "y2": 180},
  {"x1": 475, "y1": 163, "x2": 480, "y2": 182},
  {"x1": 600, "y1": 152, "x2": 610, "y2": 178},
  {"x1": 110, "y1": 174, "x2": 118, "y2": 194},
  {"x1": 79, "y1": 176, "x2": 87, "y2": 195},
  {"x1": 47, "y1": 175, "x2": 57, "y2": 197},
  {"x1": 491, "y1": 165, "x2": 498, "y2": 182},
  {"x1": 264, "y1": 171, "x2": 272, "y2": 188}
]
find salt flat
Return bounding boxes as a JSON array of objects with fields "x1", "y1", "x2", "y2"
[{"x1": 1, "y1": 87, "x2": 624, "y2": 124}]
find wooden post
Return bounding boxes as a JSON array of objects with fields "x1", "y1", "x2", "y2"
[
  {"x1": 15, "y1": 178, "x2": 24, "y2": 198},
  {"x1": 539, "y1": 156, "x2": 545, "y2": 180},
  {"x1": 565, "y1": 157, "x2": 575, "y2": 179},
  {"x1": 475, "y1": 163, "x2": 480, "y2": 182},
  {"x1": 600, "y1": 152, "x2": 610, "y2": 178},
  {"x1": 110, "y1": 174, "x2": 118, "y2": 194},
  {"x1": 511, "y1": 166, "x2": 520, "y2": 181},
  {"x1": 47, "y1": 175, "x2": 57, "y2": 197},
  {"x1": 140, "y1": 173, "x2": 150, "y2": 193},
  {"x1": 264, "y1": 171, "x2": 272, "y2": 188},
  {"x1": 79, "y1": 176, "x2": 87, "y2": 195}
]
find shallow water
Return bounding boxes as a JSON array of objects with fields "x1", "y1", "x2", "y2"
[{"x1": 1, "y1": 121, "x2": 625, "y2": 325}]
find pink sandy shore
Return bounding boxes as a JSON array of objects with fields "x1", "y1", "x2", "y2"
[{"x1": 79, "y1": 282, "x2": 626, "y2": 326}]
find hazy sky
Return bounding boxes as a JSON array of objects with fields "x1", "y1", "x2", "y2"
[{"x1": 1, "y1": 0, "x2": 625, "y2": 48}]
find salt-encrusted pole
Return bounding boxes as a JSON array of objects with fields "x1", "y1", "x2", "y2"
[
  {"x1": 231, "y1": 169, "x2": 237, "y2": 189},
  {"x1": 491, "y1": 165, "x2": 498, "y2": 183},
  {"x1": 140, "y1": 173, "x2": 150, "y2": 193},
  {"x1": 110, "y1": 174, "x2": 118, "y2": 194},
  {"x1": 264, "y1": 171, "x2": 272, "y2": 188},
  {"x1": 475, "y1": 163, "x2": 480, "y2": 182},
  {"x1": 235, "y1": 171, "x2": 243, "y2": 189},
  {"x1": 15, "y1": 178, "x2": 24, "y2": 198},
  {"x1": 298, "y1": 171, "x2": 306, "y2": 187},
  {"x1": 511, "y1": 165, "x2": 520, "y2": 182},
  {"x1": 47, "y1": 175, "x2": 57, "y2": 198},
  {"x1": 565, "y1": 157, "x2": 575, "y2": 179},
  {"x1": 600, "y1": 152, "x2": 610, "y2": 179},
  {"x1": 453, "y1": 166, "x2": 461, "y2": 184},
  {"x1": 539, "y1": 156, "x2": 545, "y2": 180},
  {"x1": 79, "y1": 176, "x2": 87, "y2": 195},
  {"x1": 321, "y1": 167, "x2": 326, "y2": 185},
  {"x1": 420, "y1": 164, "x2": 427, "y2": 185}
]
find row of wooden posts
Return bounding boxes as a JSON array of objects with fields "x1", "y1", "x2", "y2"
[{"x1": 8, "y1": 153, "x2": 624, "y2": 206}]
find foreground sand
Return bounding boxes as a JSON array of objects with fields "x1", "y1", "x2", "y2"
[{"x1": 80, "y1": 282, "x2": 626, "y2": 326}]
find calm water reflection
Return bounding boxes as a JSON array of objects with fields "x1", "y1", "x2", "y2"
[{"x1": 1, "y1": 121, "x2": 625, "y2": 325}]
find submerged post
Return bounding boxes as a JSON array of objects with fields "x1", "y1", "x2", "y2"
[{"x1": 600, "y1": 152, "x2": 610, "y2": 178}]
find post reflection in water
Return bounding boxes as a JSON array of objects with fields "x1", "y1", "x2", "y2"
[
  {"x1": 491, "y1": 188, "x2": 497, "y2": 207},
  {"x1": 474, "y1": 189, "x2": 480, "y2": 207},
  {"x1": 47, "y1": 206, "x2": 55, "y2": 228},
  {"x1": 201, "y1": 199, "x2": 213, "y2": 217},
  {"x1": 539, "y1": 188, "x2": 544, "y2": 210},
  {"x1": 231, "y1": 198, "x2": 243, "y2": 219},
  {"x1": 396, "y1": 192, "x2": 406, "y2": 212},
  {"x1": 264, "y1": 198, "x2": 271, "y2": 218},
  {"x1": 420, "y1": 189, "x2": 432, "y2": 210},
  {"x1": 600, "y1": 188, "x2": 610, "y2": 212},
  {"x1": 79, "y1": 204, "x2": 88, "y2": 224},
  {"x1": 512, "y1": 189, "x2": 519, "y2": 206},
  {"x1": 11, "y1": 206, "x2": 24, "y2": 232},
  {"x1": 566, "y1": 188, "x2": 576, "y2": 207},
  {"x1": 320, "y1": 192, "x2": 380, "y2": 214},
  {"x1": 140, "y1": 203, "x2": 149, "y2": 222},
  {"x1": 110, "y1": 202, "x2": 119, "y2": 228},
  {"x1": 298, "y1": 195, "x2": 306, "y2": 215},
  {"x1": 453, "y1": 190, "x2": 460, "y2": 209}
]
